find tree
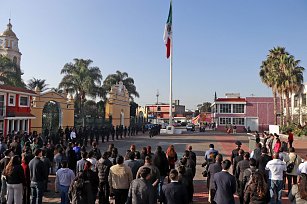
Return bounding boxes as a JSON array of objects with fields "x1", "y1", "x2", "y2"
[
  {"x1": 27, "y1": 78, "x2": 48, "y2": 91},
  {"x1": 197, "y1": 102, "x2": 212, "y2": 112},
  {"x1": 58, "y1": 58, "x2": 102, "y2": 125},
  {"x1": 0, "y1": 55, "x2": 25, "y2": 88},
  {"x1": 103, "y1": 70, "x2": 139, "y2": 100},
  {"x1": 260, "y1": 47, "x2": 304, "y2": 125}
]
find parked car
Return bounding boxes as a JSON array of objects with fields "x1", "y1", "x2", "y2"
[{"x1": 186, "y1": 123, "x2": 195, "y2": 131}]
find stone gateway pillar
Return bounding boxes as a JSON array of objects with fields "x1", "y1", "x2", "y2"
[{"x1": 105, "y1": 81, "x2": 130, "y2": 127}]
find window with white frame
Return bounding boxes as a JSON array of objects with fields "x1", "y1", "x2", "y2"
[
  {"x1": 219, "y1": 104, "x2": 231, "y2": 113},
  {"x1": 233, "y1": 118, "x2": 245, "y2": 125},
  {"x1": 9, "y1": 94, "x2": 15, "y2": 106},
  {"x1": 233, "y1": 104, "x2": 244, "y2": 113},
  {"x1": 19, "y1": 96, "x2": 29, "y2": 106},
  {"x1": 219, "y1": 117, "x2": 231, "y2": 125}
]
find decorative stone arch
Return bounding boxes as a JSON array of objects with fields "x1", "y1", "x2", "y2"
[
  {"x1": 31, "y1": 89, "x2": 74, "y2": 134},
  {"x1": 105, "y1": 81, "x2": 130, "y2": 127}
]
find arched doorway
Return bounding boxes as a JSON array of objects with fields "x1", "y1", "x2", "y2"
[{"x1": 42, "y1": 101, "x2": 61, "y2": 135}]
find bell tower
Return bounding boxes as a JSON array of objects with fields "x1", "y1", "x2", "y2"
[{"x1": 0, "y1": 19, "x2": 22, "y2": 68}]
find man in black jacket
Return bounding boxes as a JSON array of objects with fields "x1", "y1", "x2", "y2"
[
  {"x1": 96, "y1": 151, "x2": 112, "y2": 204},
  {"x1": 161, "y1": 169, "x2": 188, "y2": 204},
  {"x1": 152, "y1": 146, "x2": 168, "y2": 202},
  {"x1": 207, "y1": 154, "x2": 223, "y2": 203},
  {"x1": 236, "y1": 152, "x2": 250, "y2": 204},
  {"x1": 29, "y1": 149, "x2": 45, "y2": 204},
  {"x1": 213, "y1": 159, "x2": 236, "y2": 204}
]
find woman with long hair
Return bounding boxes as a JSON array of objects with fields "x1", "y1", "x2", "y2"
[
  {"x1": 166, "y1": 145, "x2": 178, "y2": 170},
  {"x1": 288, "y1": 173, "x2": 307, "y2": 203},
  {"x1": 244, "y1": 171, "x2": 269, "y2": 204},
  {"x1": 3, "y1": 155, "x2": 25, "y2": 204}
]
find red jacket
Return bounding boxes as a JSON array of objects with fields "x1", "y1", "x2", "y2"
[{"x1": 288, "y1": 133, "x2": 294, "y2": 142}]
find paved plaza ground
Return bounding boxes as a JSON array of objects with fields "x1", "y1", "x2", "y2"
[{"x1": 43, "y1": 130, "x2": 307, "y2": 204}]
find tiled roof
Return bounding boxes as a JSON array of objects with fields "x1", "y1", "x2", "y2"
[
  {"x1": 0, "y1": 85, "x2": 36, "y2": 95},
  {"x1": 215, "y1": 98, "x2": 246, "y2": 102}
]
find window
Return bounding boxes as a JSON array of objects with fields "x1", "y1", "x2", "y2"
[
  {"x1": 302, "y1": 94, "x2": 306, "y2": 107},
  {"x1": 0, "y1": 95, "x2": 4, "y2": 116},
  {"x1": 157, "y1": 106, "x2": 161, "y2": 111},
  {"x1": 9, "y1": 94, "x2": 15, "y2": 106},
  {"x1": 233, "y1": 104, "x2": 244, "y2": 113},
  {"x1": 294, "y1": 95, "x2": 299, "y2": 107},
  {"x1": 19, "y1": 96, "x2": 29, "y2": 106},
  {"x1": 219, "y1": 104, "x2": 231, "y2": 113},
  {"x1": 233, "y1": 118, "x2": 245, "y2": 125},
  {"x1": 219, "y1": 117, "x2": 231, "y2": 125}
]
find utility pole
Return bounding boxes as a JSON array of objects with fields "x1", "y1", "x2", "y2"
[{"x1": 156, "y1": 89, "x2": 159, "y2": 105}]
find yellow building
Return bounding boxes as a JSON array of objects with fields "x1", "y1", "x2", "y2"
[
  {"x1": 31, "y1": 88, "x2": 74, "y2": 134},
  {"x1": 105, "y1": 81, "x2": 130, "y2": 127}
]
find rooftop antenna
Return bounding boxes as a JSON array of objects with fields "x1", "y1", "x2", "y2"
[{"x1": 156, "y1": 89, "x2": 159, "y2": 105}]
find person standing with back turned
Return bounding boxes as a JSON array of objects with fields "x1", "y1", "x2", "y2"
[
  {"x1": 213, "y1": 159, "x2": 236, "y2": 204},
  {"x1": 29, "y1": 149, "x2": 45, "y2": 204}
]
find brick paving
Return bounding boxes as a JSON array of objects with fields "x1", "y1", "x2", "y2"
[{"x1": 42, "y1": 131, "x2": 307, "y2": 204}]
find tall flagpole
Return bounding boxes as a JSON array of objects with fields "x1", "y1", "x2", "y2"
[{"x1": 169, "y1": 0, "x2": 173, "y2": 127}]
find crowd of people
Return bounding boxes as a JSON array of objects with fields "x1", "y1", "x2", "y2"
[
  {"x1": 0, "y1": 127, "x2": 197, "y2": 204},
  {"x1": 203, "y1": 132, "x2": 307, "y2": 204},
  {"x1": 1, "y1": 126, "x2": 307, "y2": 204}
]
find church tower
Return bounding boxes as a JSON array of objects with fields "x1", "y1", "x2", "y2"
[{"x1": 0, "y1": 19, "x2": 22, "y2": 68}]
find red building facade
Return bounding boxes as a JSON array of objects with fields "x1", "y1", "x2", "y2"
[{"x1": 0, "y1": 85, "x2": 36, "y2": 137}]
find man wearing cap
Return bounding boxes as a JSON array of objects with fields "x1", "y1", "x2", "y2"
[
  {"x1": 126, "y1": 167, "x2": 155, "y2": 204},
  {"x1": 230, "y1": 141, "x2": 242, "y2": 165}
]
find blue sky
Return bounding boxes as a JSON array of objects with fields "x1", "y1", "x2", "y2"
[{"x1": 1, "y1": 0, "x2": 307, "y2": 109}]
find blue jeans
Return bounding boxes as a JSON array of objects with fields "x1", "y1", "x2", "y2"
[
  {"x1": 270, "y1": 179, "x2": 283, "y2": 204},
  {"x1": 30, "y1": 181, "x2": 44, "y2": 204},
  {"x1": 59, "y1": 185, "x2": 70, "y2": 204}
]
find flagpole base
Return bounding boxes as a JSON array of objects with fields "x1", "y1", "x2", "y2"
[{"x1": 166, "y1": 126, "x2": 175, "y2": 134}]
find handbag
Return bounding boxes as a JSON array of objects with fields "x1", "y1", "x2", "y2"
[{"x1": 286, "y1": 155, "x2": 297, "y2": 173}]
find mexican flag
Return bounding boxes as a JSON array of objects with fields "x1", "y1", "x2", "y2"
[{"x1": 163, "y1": 2, "x2": 172, "y2": 58}]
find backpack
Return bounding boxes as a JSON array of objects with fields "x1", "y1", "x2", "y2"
[
  {"x1": 244, "y1": 168, "x2": 258, "y2": 190},
  {"x1": 287, "y1": 155, "x2": 297, "y2": 173}
]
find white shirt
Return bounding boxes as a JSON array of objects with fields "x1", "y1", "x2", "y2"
[
  {"x1": 298, "y1": 161, "x2": 307, "y2": 175},
  {"x1": 70, "y1": 131, "x2": 76, "y2": 139},
  {"x1": 265, "y1": 159, "x2": 286, "y2": 181}
]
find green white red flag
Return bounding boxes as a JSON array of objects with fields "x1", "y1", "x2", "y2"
[{"x1": 163, "y1": 2, "x2": 172, "y2": 58}]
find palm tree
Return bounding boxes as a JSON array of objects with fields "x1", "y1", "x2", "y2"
[
  {"x1": 260, "y1": 58, "x2": 279, "y2": 125},
  {"x1": 260, "y1": 47, "x2": 305, "y2": 125},
  {"x1": 0, "y1": 55, "x2": 25, "y2": 88},
  {"x1": 103, "y1": 70, "x2": 139, "y2": 100},
  {"x1": 27, "y1": 78, "x2": 48, "y2": 91},
  {"x1": 58, "y1": 58, "x2": 102, "y2": 124},
  {"x1": 280, "y1": 55, "x2": 304, "y2": 124}
]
